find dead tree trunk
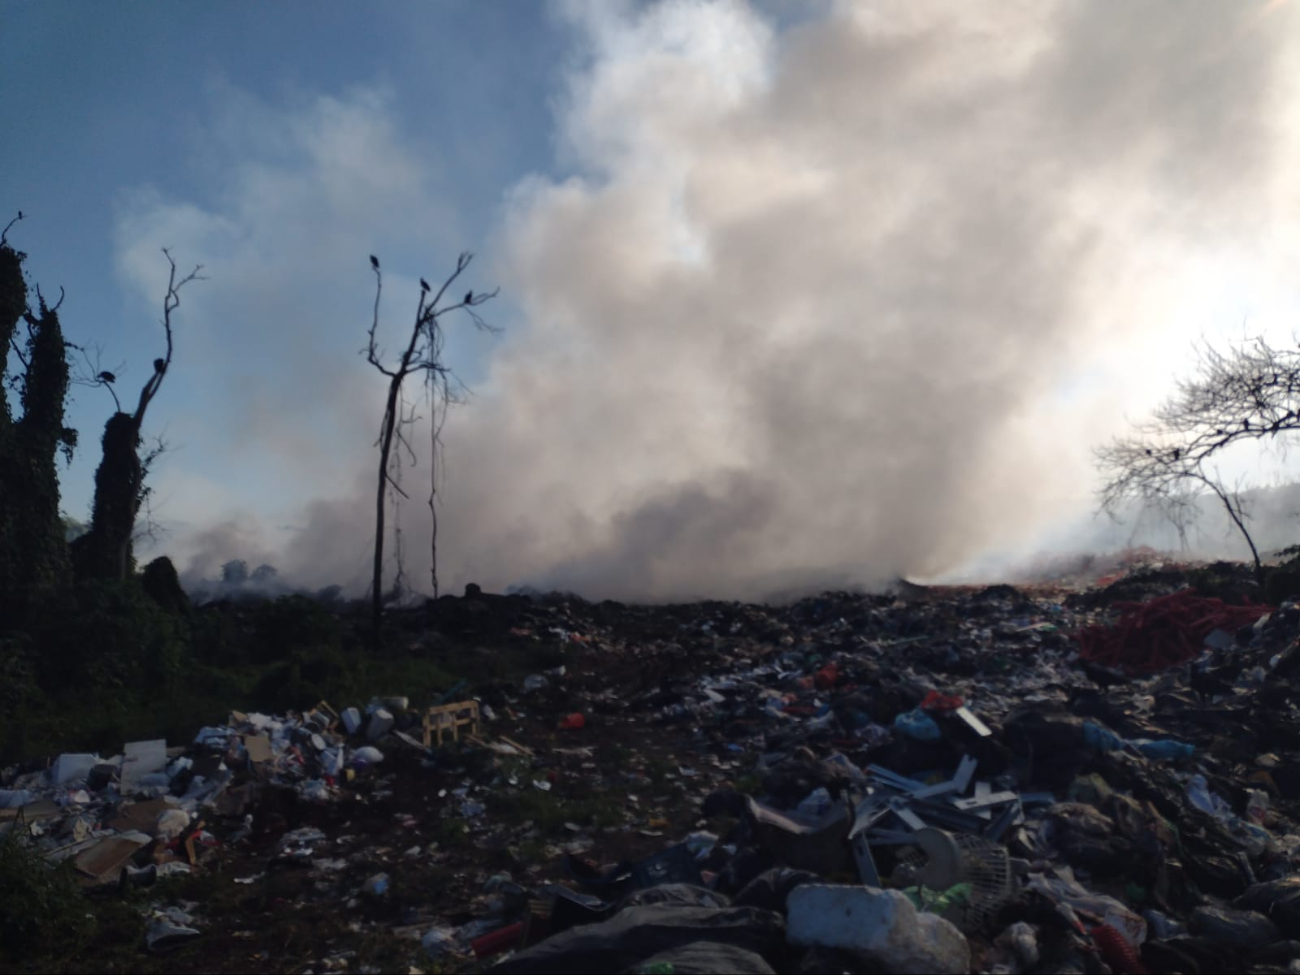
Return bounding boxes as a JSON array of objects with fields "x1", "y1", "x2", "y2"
[
  {"x1": 1199, "y1": 475, "x2": 1266, "y2": 591},
  {"x1": 365, "y1": 252, "x2": 497, "y2": 641},
  {"x1": 73, "y1": 250, "x2": 203, "y2": 582},
  {"x1": 373, "y1": 375, "x2": 405, "y2": 636}
]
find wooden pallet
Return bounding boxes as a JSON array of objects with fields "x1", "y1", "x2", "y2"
[{"x1": 422, "y1": 700, "x2": 481, "y2": 747}]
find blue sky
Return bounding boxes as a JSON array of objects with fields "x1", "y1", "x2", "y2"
[
  {"x1": 5, "y1": 1, "x2": 566, "y2": 518},
  {"x1": 5, "y1": 2, "x2": 1300, "y2": 599}
]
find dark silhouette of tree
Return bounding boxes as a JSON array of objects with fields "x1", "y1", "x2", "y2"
[
  {"x1": 0, "y1": 213, "x2": 76, "y2": 625},
  {"x1": 72, "y1": 250, "x2": 204, "y2": 581},
  {"x1": 364, "y1": 251, "x2": 498, "y2": 639}
]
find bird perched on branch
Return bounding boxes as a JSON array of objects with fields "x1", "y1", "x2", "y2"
[
  {"x1": 420, "y1": 278, "x2": 430, "y2": 293},
  {"x1": 464, "y1": 290, "x2": 473, "y2": 304},
  {"x1": 370, "y1": 255, "x2": 380, "y2": 270},
  {"x1": 98, "y1": 370, "x2": 116, "y2": 383},
  {"x1": 154, "y1": 358, "x2": 165, "y2": 374}
]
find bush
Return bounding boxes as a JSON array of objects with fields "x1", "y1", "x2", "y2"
[
  {"x1": 30, "y1": 577, "x2": 187, "y2": 692},
  {"x1": 0, "y1": 635, "x2": 47, "y2": 759},
  {"x1": 0, "y1": 832, "x2": 95, "y2": 966},
  {"x1": 253, "y1": 645, "x2": 353, "y2": 713},
  {"x1": 251, "y1": 595, "x2": 343, "y2": 664}
]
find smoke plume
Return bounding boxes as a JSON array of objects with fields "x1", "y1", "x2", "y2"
[{"x1": 133, "y1": 1, "x2": 1300, "y2": 600}]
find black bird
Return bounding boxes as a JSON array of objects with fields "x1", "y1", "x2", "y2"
[
  {"x1": 464, "y1": 290, "x2": 473, "y2": 304},
  {"x1": 1172, "y1": 448, "x2": 1180, "y2": 460},
  {"x1": 1145, "y1": 448, "x2": 1152, "y2": 456},
  {"x1": 98, "y1": 370, "x2": 116, "y2": 383},
  {"x1": 154, "y1": 358, "x2": 165, "y2": 373},
  {"x1": 370, "y1": 255, "x2": 379, "y2": 270},
  {"x1": 420, "y1": 278, "x2": 430, "y2": 293},
  {"x1": 1244, "y1": 419, "x2": 1251, "y2": 430}
]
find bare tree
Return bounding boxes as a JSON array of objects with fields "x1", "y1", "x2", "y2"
[
  {"x1": 364, "y1": 252, "x2": 498, "y2": 638},
  {"x1": 68, "y1": 340, "x2": 127, "y2": 413},
  {"x1": 72, "y1": 250, "x2": 204, "y2": 581},
  {"x1": 1095, "y1": 335, "x2": 1300, "y2": 589}
]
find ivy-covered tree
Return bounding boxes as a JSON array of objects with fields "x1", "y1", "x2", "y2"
[
  {"x1": 0, "y1": 214, "x2": 77, "y2": 627},
  {"x1": 71, "y1": 250, "x2": 203, "y2": 581}
]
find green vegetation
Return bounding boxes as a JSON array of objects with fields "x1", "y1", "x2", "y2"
[
  {"x1": 0, "y1": 580, "x2": 549, "y2": 761},
  {"x1": 1, "y1": 228, "x2": 74, "y2": 629},
  {"x1": 488, "y1": 786, "x2": 625, "y2": 833},
  {"x1": 0, "y1": 831, "x2": 144, "y2": 970}
]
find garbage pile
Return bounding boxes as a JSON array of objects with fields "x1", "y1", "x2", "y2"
[
  {"x1": 3, "y1": 574, "x2": 1300, "y2": 973},
  {"x1": 471, "y1": 581, "x2": 1300, "y2": 974},
  {"x1": 0, "y1": 696, "x2": 435, "y2": 954}
]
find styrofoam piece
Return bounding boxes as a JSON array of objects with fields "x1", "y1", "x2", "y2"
[
  {"x1": 121, "y1": 739, "x2": 168, "y2": 795},
  {"x1": 51, "y1": 753, "x2": 100, "y2": 786}
]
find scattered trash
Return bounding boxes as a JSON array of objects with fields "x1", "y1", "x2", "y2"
[
  {"x1": 6, "y1": 574, "x2": 1300, "y2": 972},
  {"x1": 350, "y1": 745, "x2": 384, "y2": 768},
  {"x1": 362, "y1": 872, "x2": 390, "y2": 898},
  {"x1": 787, "y1": 884, "x2": 970, "y2": 974},
  {"x1": 145, "y1": 908, "x2": 201, "y2": 953},
  {"x1": 523, "y1": 674, "x2": 549, "y2": 692},
  {"x1": 893, "y1": 708, "x2": 942, "y2": 741}
]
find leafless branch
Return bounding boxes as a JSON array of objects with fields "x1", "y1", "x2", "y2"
[
  {"x1": 67, "y1": 341, "x2": 126, "y2": 412},
  {"x1": 134, "y1": 248, "x2": 204, "y2": 424},
  {"x1": 1091, "y1": 332, "x2": 1300, "y2": 588},
  {"x1": 1, "y1": 210, "x2": 22, "y2": 246},
  {"x1": 364, "y1": 250, "x2": 500, "y2": 631}
]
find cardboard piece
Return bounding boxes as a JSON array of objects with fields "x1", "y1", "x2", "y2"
[
  {"x1": 72, "y1": 836, "x2": 148, "y2": 883},
  {"x1": 7, "y1": 799, "x2": 61, "y2": 823},
  {"x1": 109, "y1": 798, "x2": 172, "y2": 834},
  {"x1": 243, "y1": 735, "x2": 273, "y2": 764}
]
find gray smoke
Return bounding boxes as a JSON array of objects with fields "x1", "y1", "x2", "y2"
[{"x1": 135, "y1": 1, "x2": 1300, "y2": 601}]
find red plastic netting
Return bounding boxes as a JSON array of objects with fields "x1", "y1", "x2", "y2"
[{"x1": 1074, "y1": 589, "x2": 1271, "y2": 676}]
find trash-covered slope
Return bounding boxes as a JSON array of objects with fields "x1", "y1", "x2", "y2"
[{"x1": 4, "y1": 573, "x2": 1300, "y2": 973}]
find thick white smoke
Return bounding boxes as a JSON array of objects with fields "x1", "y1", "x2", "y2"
[{"x1": 129, "y1": 2, "x2": 1300, "y2": 600}]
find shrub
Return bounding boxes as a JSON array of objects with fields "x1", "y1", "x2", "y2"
[
  {"x1": 251, "y1": 595, "x2": 343, "y2": 664},
  {"x1": 0, "y1": 832, "x2": 95, "y2": 966},
  {"x1": 30, "y1": 577, "x2": 188, "y2": 692}
]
